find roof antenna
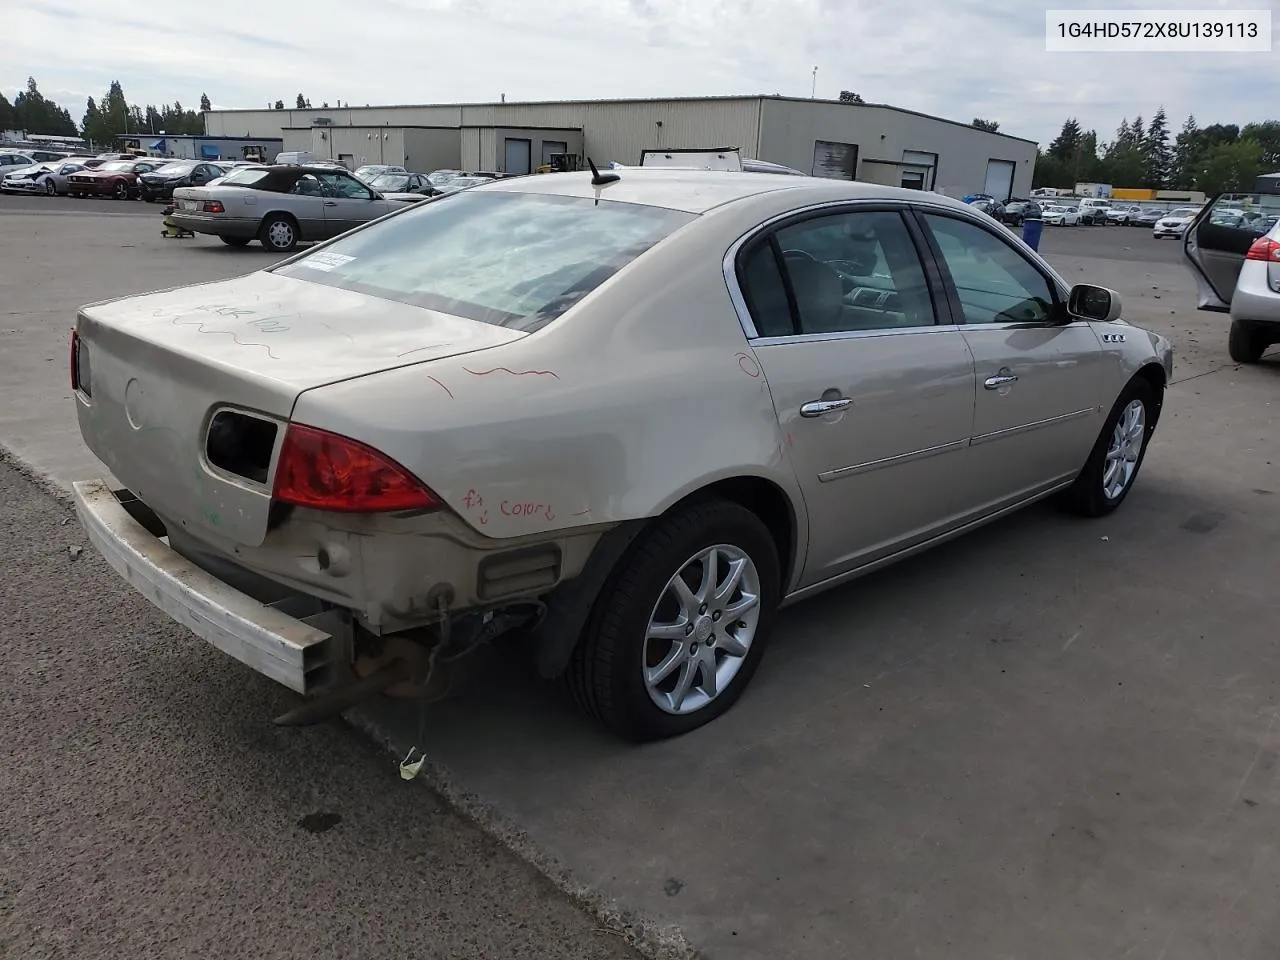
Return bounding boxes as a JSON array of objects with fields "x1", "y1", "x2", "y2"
[{"x1": 587, "y1": 157, "x2": 620, "y2": 187}]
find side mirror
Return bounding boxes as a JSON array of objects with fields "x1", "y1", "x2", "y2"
[{"x1": 1067, "y1": 283, "x2": 1123, "y2": 323}]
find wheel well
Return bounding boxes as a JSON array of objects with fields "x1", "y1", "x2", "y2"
[
  {"x1": 676, "y1": 476, "x2": 798, "y2": 591},
  {"x1": 261, "y1": 210, "x2": 300, "y2": 230},
  {"x1": 1134, "y1": 362, "x2": 1166, "y2": 427}
]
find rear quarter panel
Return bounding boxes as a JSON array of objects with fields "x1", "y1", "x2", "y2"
[{"x1": 289, "y1": 201, "x2": 809, "y2": 547}]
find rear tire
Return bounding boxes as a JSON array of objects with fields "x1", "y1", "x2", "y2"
[
  {"x1": 44, "y1": 179, "x2": 56, "y2": 196},
  {"x1": 567, "y1": 499, "x2": 781, "y2": 742},
  {"x1": 1228, "y1": 319, "x2": 1267, "y2": 364},
  {"x1": 220, "y1": 236, "x2": 251, "y2": 247},
  {"x1": 259, "y1": 214, "x2": 298, "y2": 252},
  {"x1": 113, "y1": 180, "x2": 129, "y2": 200},
  {"x1": 1062, "y1": 378, "x2": 1157, "y2": 518}
]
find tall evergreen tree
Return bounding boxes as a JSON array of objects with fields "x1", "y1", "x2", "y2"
[
  {"x1": 1142, "y1": 107, "x2": 1171, "y2": 189},
  {"x1": 1171, "y1": 114, "x2": 1199, "y2": 189},
  {"x1": 1048, "y1": 118, "x2": 1082, "y2": 160}
]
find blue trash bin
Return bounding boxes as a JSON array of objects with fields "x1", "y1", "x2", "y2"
[{"x1": 1021, "y1": 216, "x2": 1044, "y2": 251}]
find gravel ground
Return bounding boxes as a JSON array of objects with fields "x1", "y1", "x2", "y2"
[{"x1": 0, "y1": 455, "x2": 642, "y2": 960}]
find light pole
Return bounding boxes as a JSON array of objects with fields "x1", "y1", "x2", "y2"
[{"x1": 811, "y1": 66, "x2": 818, "y2": 98}]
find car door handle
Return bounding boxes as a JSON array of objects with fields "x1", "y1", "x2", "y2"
[
  {"x1": 322, "y1": 200, "x2": 337, "y2": 206},
  {"x1": 799, "y1": 397, "x2": 854, "y2": 418},
  {"x1": 984, "y1": 373, "x2": 1019, "y2": 389}
]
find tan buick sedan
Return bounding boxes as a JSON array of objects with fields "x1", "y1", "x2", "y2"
[{"x1": 71, "y1": 168, "x2": 1173, "y2": 742}]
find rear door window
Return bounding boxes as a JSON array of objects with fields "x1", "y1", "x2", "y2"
[{"x1": 273, "y1": 191, "x2": 695, "y2": 331}]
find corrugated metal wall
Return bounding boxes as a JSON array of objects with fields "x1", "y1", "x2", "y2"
[
  {"x1": 758, "y1": 99, "x2": 1038, "y2": 198},
  {"x1": 404, "y1": 129, "x2": 463, "y2": 172},
  {"x1": 460, "y1": 128, "x2": 481, "y2": 170},
  {"x1": 206, "y1": 98, "x2": 764, "y2": 167},
  {"x1": 204, "y1": 97, "x2": 1039, "y2": 196}
]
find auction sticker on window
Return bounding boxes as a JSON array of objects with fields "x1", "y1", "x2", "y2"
[{"x1": 298, "y1": 252, "x2": 356, "y2": 271}]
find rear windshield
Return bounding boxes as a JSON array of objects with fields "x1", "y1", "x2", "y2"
[
  {"x1": 155, "y1": 161, "x2": 196, "y2": 175},
  {"x1": 220, "y1": 167, "x2": 270, "y2": 187},
  {"x1": 273, "y1": 191, "x2": 695, "y2": 332}
]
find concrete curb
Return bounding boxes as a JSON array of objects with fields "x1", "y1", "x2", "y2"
[{"x1": 0, "y1": 438, "x2": 700, "y2": 960}]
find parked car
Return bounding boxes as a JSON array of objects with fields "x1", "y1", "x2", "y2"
[
  {"x1": 67, "y1": 158, "x2": 161, "y2": 199},
  {"x1": 436, "y1": 175, "x2": 493, "y2": 194},
  {"x1": 138, "y1": 160, "x2": 228, "y2": 202},
  {"x1": 1184, "y1": 193, "x2": 1280, "y2": 363},
  {"x1": 426, "y1": 169, "x2": 466, "y2": 188},
  {"x1": 1153, "y1": 207, "x2": 1201, "y2": 239},
  {"x1": 169, "y1": 164, "x2": 402, "y2": 251},
  {"x1": 966, "y1": 196, "x2": 1006, "y2": 222},
  {"x1": 1131, "y1": 207, "x2": 1165, "y2": 228},
  {"x1": 1001, "y1": 199, "x2": 1040, "y2": 227},
  {"x1": 1107, "y1": 205, "x2": 1143, "y2": 225},
  {"x1": 354, "y1": 164, "x2": 407, "y2": 183},
  {"x1": 1041, "y1": 204, "x2": 1080, "y2": 226},
  {"x1": 366, "y1": 171, "x2": 439, "y2": 202},
  {"x1": 0, "y1": 159, "x2": 88, "y2": 195},
  {"x1": 0, "y1": 151, "x2": 36, "y2": 169},
  {"x1": 69, "y1": 169, "x2": 1173, "y2": 742}
]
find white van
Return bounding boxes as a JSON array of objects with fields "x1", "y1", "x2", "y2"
[{"x1": 273, "y1": 151, "x2": 315, "y2": 166}]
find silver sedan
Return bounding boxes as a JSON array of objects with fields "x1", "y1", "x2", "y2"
[
  {"x1": 71, "y1": 170, "x2": 1172, "y2": 743},
  {"x1": 169, "y1": 164, "x2": 403, "y2": 251},
  {"x1": 1, "y1": 159, "x2": 88, "y2": 195}
]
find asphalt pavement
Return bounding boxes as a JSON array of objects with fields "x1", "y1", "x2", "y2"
[
  {"x1": 0, "y1": 453, "x2": 647, "y2": 960},
  {"x1": 4, "y1": 198, "x2": 1280, "y2": 960}
]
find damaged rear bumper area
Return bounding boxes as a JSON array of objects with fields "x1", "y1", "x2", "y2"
[{"x1": 73, "y1": 479, "x2": 343, "y2": 695}]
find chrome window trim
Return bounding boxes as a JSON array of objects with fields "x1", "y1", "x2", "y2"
[{"x1": 722, "y1": 197, "x2": 1071, "y2": 342}]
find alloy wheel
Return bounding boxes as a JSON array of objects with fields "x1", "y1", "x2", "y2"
[
  {"x1": 268, "y1": 220, "x2": 295, "y2": 249},
  {"x1": 643, "y1": 544, "x2": 762, "y2": 715},
  {"x1": 1102, "y1": 398, "x2": 1146, "y2": 500}
]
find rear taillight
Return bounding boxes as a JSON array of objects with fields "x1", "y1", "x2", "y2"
[
  {"x1": 272, "y1": 424, "x2": 439, "y2": 513},
  {"x1": 1245, "y1": 236, "x2": 1280, "y2": 262},
  {"x1": 202, "y1": 200, "x2": 224, "y2": 213},
  {"x1": 70, "y1": 330, "x2": 91, "y2": 397}
]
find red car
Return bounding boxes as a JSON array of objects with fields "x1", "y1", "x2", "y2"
[{"x1": 67, "y1": 159, "x2": 161, "y2": 200}]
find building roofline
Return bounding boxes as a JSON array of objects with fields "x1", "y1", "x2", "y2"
[
  {"x1": 118, "y1": 133, "x2": 281, "y2": 142},
  {"x1": 280, "y1": 124, "x2": 460, "y2": 131},
  {"x1": 205, "y1": 93, "x2": 1038, "y2": 147},
  {"x1": 760, "y1": 95, "x2": 1039, "y2": 146}
]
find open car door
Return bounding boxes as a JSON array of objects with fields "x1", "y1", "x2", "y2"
[{"x1": 1184, "y1": 192, "x2": 1280, "y2": 311}]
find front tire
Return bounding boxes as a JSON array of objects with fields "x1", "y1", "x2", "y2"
[
  {"x1": 259, "y1": 214, "x2": 298, "y2": 252},
  {"x1": 1063, "y1": 379, "x2": 1157, "y2": 517},
  {"x1": 113, "y1": 180, "x2": 129, "y2": 200},
  {"x1": 567, "y1": 499, "x2": 781, "y2": 742},
  {"x1": 1228, "y1": 319, "x2": 1267, "y2": 364},
  {"x1": 44, "y1": 179, "x2": 56, "y2": 196}
]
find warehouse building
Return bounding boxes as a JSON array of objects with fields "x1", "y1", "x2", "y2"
[
  {"x1": 203, "y1": 95, "x2": 1037, "y2": 198},
  {"x1": 116, "y1": 132, "x2": 284, "y2": 162}
]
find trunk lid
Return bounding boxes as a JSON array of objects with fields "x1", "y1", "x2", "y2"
[{"x1": 75, "y1": 269, "x2": 524, "y2": 546}]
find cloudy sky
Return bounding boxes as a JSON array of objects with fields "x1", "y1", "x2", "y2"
[{"x1": 2, "y1": 0, "x2": 1274, "y2": 146}]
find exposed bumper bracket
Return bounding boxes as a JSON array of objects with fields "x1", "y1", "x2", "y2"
[{"x1": 72, "y1": 479, "x2": 341, "y2": 694}]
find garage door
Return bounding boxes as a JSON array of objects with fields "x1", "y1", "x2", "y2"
[
  {"x1": 983, "y1": 159, "x2": 1015, "y2": 200},
  {"x1": 504, "y1": 138, "x2": 532, "y2": 176},
  {"x1": 541, "y1": 140, "x2": 568, "y2": 164}
]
